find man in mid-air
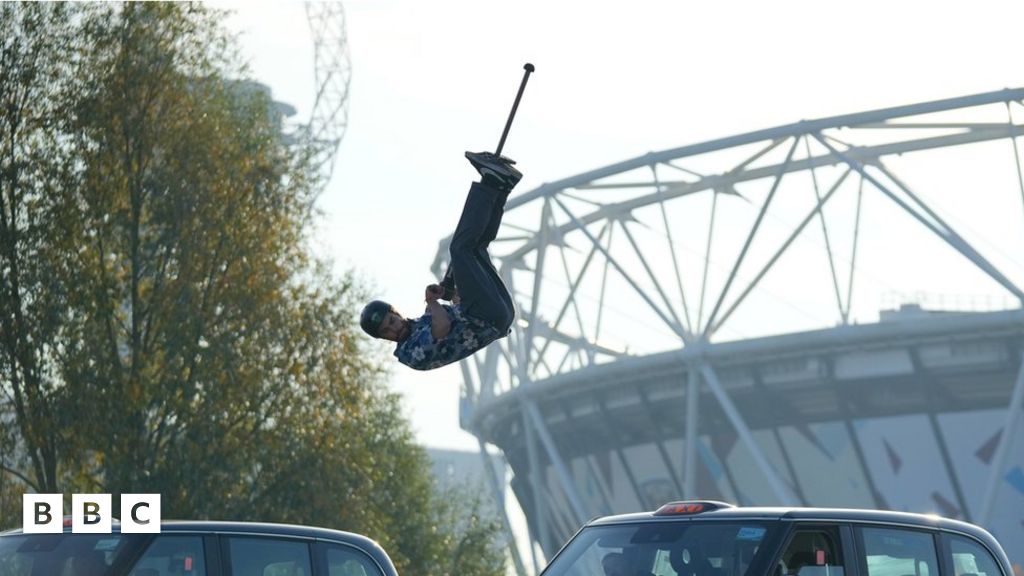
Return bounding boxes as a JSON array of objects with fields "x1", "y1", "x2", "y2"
[{"x1": 359, "y1": 151, "x2": 521, "y2": 371}]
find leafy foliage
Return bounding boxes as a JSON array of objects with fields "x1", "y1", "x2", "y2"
[{"x1": 0, "y1": 4, "x2": 505, "y2": 575}]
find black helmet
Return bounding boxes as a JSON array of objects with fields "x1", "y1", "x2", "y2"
[{"x1": 360, "y1": 300, "x2": 392, "y2": 337}]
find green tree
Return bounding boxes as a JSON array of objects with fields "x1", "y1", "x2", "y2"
[
  {"x1": 0, "y1": 1, "x2": 83, "y2": 499},
  {"x1": 0, "y1": 4, "x2": 506, "y2": 575}
]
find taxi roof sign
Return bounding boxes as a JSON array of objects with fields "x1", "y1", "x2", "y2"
[{"x1": 654, "y1": 500, "x2": 735, "y2": 516}]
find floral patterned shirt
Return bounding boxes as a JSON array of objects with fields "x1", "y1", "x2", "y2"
[{"x1": 394, "y1": 304, "x2": 504, "y2": 371}]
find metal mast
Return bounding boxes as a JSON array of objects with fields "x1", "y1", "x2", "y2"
[{"x1": 304, "y1": 1, "x2": 352, "y2": 189}]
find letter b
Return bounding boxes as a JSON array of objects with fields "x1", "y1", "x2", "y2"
[
  {"x1": 36, "y1": 502, "x2": 52, "y2": 525},
  {"x1": 72, "y1": 494, "x2": 111, "y2": 533},
  {"x1": 83, "y1": 501, "x2": 101, "y2": 524}
]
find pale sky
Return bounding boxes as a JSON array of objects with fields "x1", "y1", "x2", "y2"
[{"x1": 216, "y1": 0, "x2": 1024, "y2": 450}]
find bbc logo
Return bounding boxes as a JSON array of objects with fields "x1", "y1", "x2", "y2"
[{"x1": 23, "y1": 494, "x2": 161, "y2": 533}]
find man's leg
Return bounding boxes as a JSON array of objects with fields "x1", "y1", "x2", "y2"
[
  {"x1": 441, "y1": 187, "x2": 507, "y2": 300},
  {"x1": 442, "y1": 187, "x2": 514, "y2": 323},
  {"x1": 474, "y1": 245, "x2": 514, "y2": 329},
  {"x1": 442, "y1": 152, "x2": 520, "y2": 301},
  {"x1": 479, "y1": 187, "x2": 507, "y2": 247},
  {"x1": 477, "y1": 193, "x2": 515, "y2": 321},
  {"x1": 450, "y1": 182, "x2": 514, "y2": 331}
]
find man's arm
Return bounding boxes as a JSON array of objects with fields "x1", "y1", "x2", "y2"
[{"x1": 425, "y1": 284, "x2": 452, "y2": 340}]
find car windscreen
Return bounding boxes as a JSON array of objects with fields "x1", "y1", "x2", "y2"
[
  {"x1": 0, "y1": 533, "x2": 143, "y2": 576},
  {"x1": 542, "y1": 521, "x2": 779, "y2": 576}
]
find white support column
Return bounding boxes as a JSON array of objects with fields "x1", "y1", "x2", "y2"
[
  {"x1": 522, "y1": 409, "x2": 547, "y2": 570},
  {"x1": 684, "y1": 364, "x2": 700, "y2": 498},
  {"x1": 525, "y1": 199, "x2": 552, "y2": 374},
  {"x1": 476, "y1": 440, "x2": 528, "y2": 576},
  {"x1": 524, "y1": 399, "x2": 590, "y2": 524},
  {"x1": 979, "y1": 352, "x2": 1024, "y2": 525},
  {"x1": 473, "y1": 344, "x2": 500, "y2": 402},
  {"x1": 699, "y1": 361, "x2": 798, "y2": 505}
]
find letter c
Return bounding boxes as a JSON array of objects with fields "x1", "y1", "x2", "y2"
[{"x1": 131, "y1": 502, "x2": 150, "y2": 525}]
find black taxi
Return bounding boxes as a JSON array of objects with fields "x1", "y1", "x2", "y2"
[
  {"x1": 0, "y1": 520, "x2": 399, "y2": 576},
  {"x1": 540, "y1": 501, "x2": 1013, "y2": 576}
]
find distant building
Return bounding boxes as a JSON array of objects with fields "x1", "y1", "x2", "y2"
[{"x1": 427, "y1": 447, "x2": 506, "y2": 514}]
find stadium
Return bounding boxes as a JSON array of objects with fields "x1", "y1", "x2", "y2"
[{"x1": 433, "y1": 88, "x2": 1024, "y2": 573}]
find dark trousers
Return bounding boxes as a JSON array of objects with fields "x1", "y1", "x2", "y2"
[{"x1": 449, "y1": 182, "x2": 515, "y2": 332}]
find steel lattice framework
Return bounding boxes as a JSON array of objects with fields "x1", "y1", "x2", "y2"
[
  {"x1": 433, "y1": 88, "x2": 1024, "y2": 572},
  {"x1": 303, "y1": 2, "x2": 352, "y2": 188}
]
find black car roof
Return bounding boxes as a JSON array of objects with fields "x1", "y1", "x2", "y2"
[
  {"x1": 0, "y1": 520, "x2": 396, "y2": 576},
  {"x1": 157, "y1": 520, "x2": 377, "y2": 542},
  {"x1": 4, "y1": 519, "x2": 374, "y2": 542},
  {"x1": 561, "y1": 504, "x2": 1013, "y2": 576},
  {"x1": 587, "y1": 506, "x2": 989, "y2": 538}
]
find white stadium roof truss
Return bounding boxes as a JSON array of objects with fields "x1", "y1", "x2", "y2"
[{"x1": 436, "y1": 88, "x2": 1024, "y2": 391}]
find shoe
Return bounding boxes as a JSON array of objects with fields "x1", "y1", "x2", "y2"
[{"x1": 465, "y1": 151, "x2": 522, "y2": 191}]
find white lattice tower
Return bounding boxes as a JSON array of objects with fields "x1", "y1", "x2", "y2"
[{"x1": 304, "y1": 1, "x2": 351, "y2": 188}]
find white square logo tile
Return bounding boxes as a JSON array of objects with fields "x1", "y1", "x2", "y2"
[
  {"x1": 72, "y1": 493, "x2": 111, "y2": 534},
  {"x1": 22, "y1": 494, "x2": 62, "y2": 533},
  {"x1": 120, "y1": 494, "x2": 161, "y2": 533}
]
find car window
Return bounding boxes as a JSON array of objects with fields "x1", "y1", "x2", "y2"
[
  {"x1": 0, "y1": 537, "x2": 33, "y2": 576},
  {"x1": 325, "y1": 545, "x2": 384, "y2": 576},
  {"x1": 0, "y1": 533, "x2": 140, "y2": 576},
  {"x1": 541, "y1": 522, "x2": 779, "y2": 576},
  {"x1": 946, "y1": 534, "x2": 1002, "y2": 576},
  {"x1": 228, "y1": 537, "x2": 312, "y2": 576},
  {"x1": 127, "y1": 536, "x2": 206, "y2": 576},
  {"x1": 858, "y1": 527, "x2": 938, "y2": 576},
  {"x1": 777, "y1": 529, "x2": 844, "y2": 576}
]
